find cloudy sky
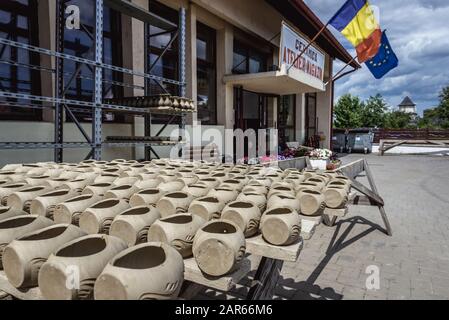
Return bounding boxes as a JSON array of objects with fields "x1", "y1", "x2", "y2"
[{"x1": 304, "y1": 0, "x2": 449, "y2": 115}]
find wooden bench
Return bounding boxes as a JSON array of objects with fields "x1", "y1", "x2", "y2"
[{"x1": 379, "y1": 139, "x2": 449, "y2": 156}]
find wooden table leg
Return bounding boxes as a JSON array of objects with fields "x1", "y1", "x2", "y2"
[{"x1": 247, "y1": 257, "x2": 284, "y2": 300}]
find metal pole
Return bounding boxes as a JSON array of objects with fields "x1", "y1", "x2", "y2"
[
  {"x1": 326, "y1": 55, "x2": 357, "y2": 85},
  {"x1": 93, "y1": 0, "x2": 104, "y2": 160},
  {"x1": 54, "y1": 0, "x2": 65, "y2": 163},
  {"x1": 178, "y1": 7, "x2": 187, "y2": 160}
]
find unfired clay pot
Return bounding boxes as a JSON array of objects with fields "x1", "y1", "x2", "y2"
[
  {"x1": 129, "y1": 188, "x2": 163, "y2": 208},
  {"x1": 30, "y1": 189, "x2": 79, "y2": 218},
  {"x1": 134, "y1": 178, "x2": 162, "y2": 191},
  {"x1": 25, "y1": 175, "x2": 51, "y2": 186},
  {"x1": 192, "y1": 220, "x2": 246, "y2": 277},
  {"x1": 236, "y1": 192, "x2": 267, "y2": 212},
  {"x1": 53, "y1": 194, "x2": 102, "y2": 226},
  {"x1": 221, "y1": 201, "x2": 261, "y2": 238},
  {"x1": 189, "y1": 196, "x2": 225, "y2": 221},
  {"x1": 82, "y1": 183, "x2": 113, "y2": 197},
  {"x1": 43, "y1": 178, "x2": 71, "y2": 189},
  {"x1": 110, "y1": 206, "x2": 161, "y2": 246},
  {"x1": 297, "y1": 182, "x2": 322, "y2": 193},
  {"x1": 242, "y1": 184, "x2": 268, "y2": 196},
  {"x1": 112, "y1": 177, "x2": 139, "y2": 187},
  {"x1": 210, "y1": 173, "x2": 228, "y2": 183},
  {"x1": 7, "y1": 186, "x2": 52, "y2": 213},
  {"x1": 79, "y1": 199, "x2": 130, "y2": 234},
  {"x1": 147, "y1": 214, "x2": 205, "y2": 258},
  {"x1": 267, "y1": 186, "x2": 295, "y2": 198},
  {"x1": 94, "y1": 242, "x2": 184, "y2": 300},
  {"x1": 0, "y1": 183, "x2": 27, "y2": 206},
  {"x1": 207, "y1": 188, "x2": 238, "y2": 204},
  {"x1": 104, "y1": 184, "x2": 139, "y2": 201},
  {"x1": 0, "y1": 171, "x2": 24, "y2": 183},
  {"x1": 94, "y1": 174, "x2": 120, "y2": 184},
  {"x1": 60, "y1": 178, "x2": 93, "y2": 193},
  {"x1": 182, "y1": 184, "x2": 210, "y2": 198},
  {"x1": 176, "y1": 175, "x2": 198, "y2": 186},
  {"x1": 158, "y1": 181, "x2": 185, "y2": 194},
  {"x1": 0, "y1": 206, "x2": 27, "y2": 222},
  {"x1": 267, "y1": 193, "x2": 300, "y2": 212},
  {"x1": 197, "y1": 178, "x2": 220, "y2": 189},
  {"x1": 3, "y1": 224, "x2": 86, "y2": 288},
  {"x1": 324, "y1": 186, "x2": 349, "y2": 209},
  {"x1": 38, "y1": 234, "x2": 128, "y2": 300},
  {"x1": 0, "y1": 215, "x2": 54, "y2": 269},
  {"x1": 298, "y1": 190, "x2": 326, "y2": 216},
  {"x1": 260, "y1": 207, "x2": 301, "y2": 246},
  {"x1": 156, "y1": 192, "x2": 194, "y2": 218},
  {"x1": 306, "y1": 178, "x2": 327, "y2": 190},
  {"x1": 220, "y1": 179, "x2": 244, "y2": 191}
]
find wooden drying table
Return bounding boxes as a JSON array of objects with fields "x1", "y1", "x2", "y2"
[{"x1": 379, "y1": 139, "x2": 449, "y2": 156}]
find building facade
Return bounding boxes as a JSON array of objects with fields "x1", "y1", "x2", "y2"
[{"x1": 0, "y1": 0, "x2": 357, "y2": 165}]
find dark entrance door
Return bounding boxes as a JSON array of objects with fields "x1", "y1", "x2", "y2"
[{"x1": 234, "y1": 87, "x2": 269, "y2": 161}]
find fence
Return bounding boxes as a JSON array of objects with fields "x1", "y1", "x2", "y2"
[{"x1": 373, "y1": 129, "x2": 449, "y2": 143}]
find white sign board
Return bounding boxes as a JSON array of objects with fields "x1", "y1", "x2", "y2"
[{"x1": 280, "y1": 22, "x2": 325, "y2": 82}]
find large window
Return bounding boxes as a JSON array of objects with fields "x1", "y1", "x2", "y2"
[
  {"x1": 197, "y1": 22, "x2": 216, "y2": 125},
  {"x1": 63, "y1": 0, "x2": 123, "y2": 122},
  {"x1": 0, "y1": 0, "x2": 41, "y2": 121},
  {"x1": 306, "y1": 93, "x2": 317, "y2": 140},
  {"x1": 232, "y1": 30, "x2": 272, "y2": 74},
  {"x1": 278, "y1": 95, "x2": 296, "y2": 143}
]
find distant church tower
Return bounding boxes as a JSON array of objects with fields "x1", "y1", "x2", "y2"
[{"x1": 398, "y1": 96, "x2": 417, "y2": 114}]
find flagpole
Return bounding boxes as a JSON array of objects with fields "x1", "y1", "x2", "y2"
[
  {"x1": 325, "y1": 55, "x2": 358, "y2": 86},
  {"x1": 287, "y1": 21, "x2": 330, "y2": 72}
]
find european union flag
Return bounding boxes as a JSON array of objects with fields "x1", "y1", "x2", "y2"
[{"x1": 365, "y1": 31, "x2": 399, "y2": 79}]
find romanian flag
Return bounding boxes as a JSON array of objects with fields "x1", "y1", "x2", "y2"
[{"x1": 329, "y1": 0, "x2": 381, "y2": 63}]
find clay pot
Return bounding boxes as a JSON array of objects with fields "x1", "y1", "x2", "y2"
[
  {"x1": 267, "y1": 194, "x2": 300, "y2": 212},
  {"x1": 189, "y1": 196, "x2": 225, "y2": 221},
  {"x1": 0, "y1": 206, "x2": 27, "y2": 223},
  {"x1": 242, "y1": 184, "x2": 268, "y2": 196},
  {"x1": 236, "y1": 192, "x2": 267, "y2": 212},
  {"x1": 197, "y1": 178, "x2": 220, "y2": 189},
  {"x1": 60, "y1": 178, "x2": 93, "y2": 193},
  {"x1": 129, "y1": 188, "x2": 163, "y2": 208},
  {"x1": 94, "y1": 242, "x2": 184, "y2": 300},
  {"x1": 329, "y1": 177, "x2": 351, "y2": 189},
  {"x1": 112, "y1": 177, "x2": 139, "y2": 187},
  {"x1": 25, "y1": 167, "x2": 48, "y2": 176},
  {"x1": 176, "y1": 169, "x2": 194, "y2": 178},
  {"x1": 298, "y1": 190, "x2": 325, "y2": 216},
  {"x1": 249, "y1": 178, "x2": 272, "y2": 188},
  {"x1": 297, "y1": 182, "x2": 322, "y2": 193},
  {"x1": 147, "y1": 214, "x2": 205, "y2": 258},
  {"x1": 306, "y1": 178, "x2": 327, "y2": 189},
  {"x1": 25, "y1": 175, "x2": 51, "y2": 186},
  {"x1": 271, "y1": 181, "x2": 295, "y2": 190},
  {"x1": 94, "y1": 174, "x2": 119, "y2": 184},
  {"x1": 158, "y1": 174, "x2": 178, "y2": 183},
  {"x1": 79, "y1": 199, "x2": 130, "y2": 234},
  {"x1": 158, "y1": 181, "x2": 185, "y2": 194},
  {"x1": 82, "y1": 183, "x2": 113, "y2": 197},
  {"x1": 220, "y1": 179, "x2": 243, "y2": 191},
  {"x1": 30, "y1": 189, "x2": 79, "y2": 219},
  {"x1": 221, "y1": 201, "x2": 261, "y2": 238},
  {"x1": 267, "y1": 186, "x2": 295, "y2": 198},
  {"x1": 260, "y1": 207, "x2": 301, "y2": 246},
  {"x1": 7, "y1": 186, "x2": 52, "y2": 213},
  {"x1": 207, "y1": 188, "x2": 238, "y2": 204},
  {"x1": 324, "y1": 186, "x2": 349, "y2": 209},
  {"x1": 266, "y1": 174, "x2": 282, "y2": 183},
  {"x1": 182, "y1": 184, "x2": 210, "y2": 198},
  {"x1": 110, "y1": 206, "x2": 161, "y2": 246},
  {"x1": 194, "y1": 171, "x2": 211, "y2": 180},
  {"x1": 0, "y1": 171, "x2": 24, "y2": 183},
  {"x1": 38, "y1": 234, "x2": 127, "y2": 300},
  {"x1": 156, "y1": 192, "x2": 194, "y2": 217},
  {"x1": 43, "y1": 178, "x2": 70, "y2": 189},
  {"x1": 134, "y1": 178, "x2": 162, "y2": 190},
  {"x1": 0, "y1": 183, "x2": 27, "y2": 206},
  {"x1": 104, "y1": 184, "x2": 139, "y2": 201},
  {"x1": 210, "y1": 173, "x2": 228, "y2": 183},
  {"x1": 58, "y1": 171, "x2": 83, "y2": 180},
  {"x1": 302, "y1": 169, "x2": 317, "y2": 179},
  {"x1": 192, "y1": 220, "x2": 246, "y2": 277},
  {"x1": 53, "y1": 194, "x2": 102, "y2": 226},
  {"x1": 3, "y1": 224, "x2": 86, "y2": 288},
  {"x1": 0, "y1": 215, "x2": 54, "y2": 268}
]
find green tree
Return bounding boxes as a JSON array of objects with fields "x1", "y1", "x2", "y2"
[
  {"x1": 384, "y1": 111, "x2": 413, "y2": 129},
  {"x1": 333, "y1": 94, "x2": 364, "y2": 129},
  {"x1": 436, "y1": 85, "x2": 449, "y2": 128},
  {"x1": 361, "y1": 94, "x2": 388, "y2": 128}
]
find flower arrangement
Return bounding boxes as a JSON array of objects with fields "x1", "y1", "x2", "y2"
[{"x1": 308, "y1": 148, "x2": 333, "y2": 160}]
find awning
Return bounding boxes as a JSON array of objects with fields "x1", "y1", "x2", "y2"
[{"x1": 223, "y1": 65, "x2": 325, "y2": 96}]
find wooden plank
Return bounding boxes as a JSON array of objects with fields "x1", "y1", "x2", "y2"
[
  {"x1": 380, "y1": 140, "x2": 406, "y2": 155},
  {"x1": 349, "y1": 178, "x2": 384, "y2": 206},
  {"x1": 0, "y1": 271, "x2": 43, "y2": 300},
  {"x1": 335, "y1": 159, "x2": 365, "y2": 179},
  {"x1": 183, "y1": 257, "x2": 251, "y2": 292},
  {"x1": 299, "y1": 215, "x2": 321, "y2": 240},
  {"x1": 247, "y1": 257, "x2": 283, "y2": 300},
  {"x1": 349, "y1": 192, "x2": 377, "y2": 206},
  {"x1": 246, "y1": 234, "x2": 303, "y2": 262}
]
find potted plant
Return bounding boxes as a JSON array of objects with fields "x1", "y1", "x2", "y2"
[{"x1": 308, "y1": 148, "x2": 333, "y2": 170}]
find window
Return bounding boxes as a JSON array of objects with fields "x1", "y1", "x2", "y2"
[
  {"x1": 278, "y1": 95, "x2": 296, "y2": 142},
  {"x1": 63, "y1": 0, "x2": 123, "y2": 122},
  {"x1": 197, "y1": 22, "x2": 216, "y2": 125},
  {"x1": 306, "y1": 93, "x2": 317, "y2": 140},
  {"x1": 0, "y1": 0, "x2": 41, "y2": 121},
  {"x1": 232, "y1": 30, "x2": 272, "y2": 75}
]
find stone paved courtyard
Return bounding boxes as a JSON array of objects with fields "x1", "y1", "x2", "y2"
[{"x1": 196, "y1": 154, "x2": 449, "y2": 300}]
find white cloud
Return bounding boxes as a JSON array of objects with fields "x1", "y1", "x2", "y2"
[{"x1": 304, "y1": 0, "x2": 449, "y2": 114}]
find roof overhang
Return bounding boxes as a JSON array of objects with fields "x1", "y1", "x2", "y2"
[{"x1": 223, "y1": 65, "x2": 325, "y2": 95}]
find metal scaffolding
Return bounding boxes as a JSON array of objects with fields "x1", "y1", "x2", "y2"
[{"x1": 0, "y1": 0, "x2": 188, "y2": 162}]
